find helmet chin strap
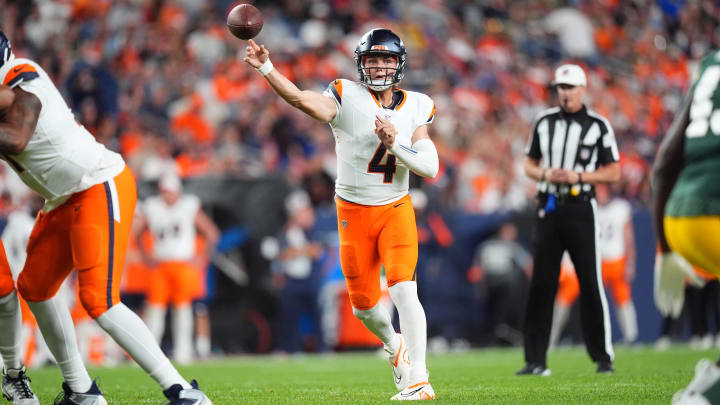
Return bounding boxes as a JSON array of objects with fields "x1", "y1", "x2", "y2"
[{"x1": 366, "y1": 80, "x2": 393, "y2": 91}]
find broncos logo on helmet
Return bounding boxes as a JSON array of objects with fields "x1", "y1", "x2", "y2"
[
  {"x1": 354, "y1": 28, "x2": 407, "y2": 91},
  {"x1": 0, "y1": 31, "x2": 12, "y2": 70}
]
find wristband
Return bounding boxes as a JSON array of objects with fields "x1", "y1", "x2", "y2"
[
  {"x1": 256, "y1": 59, "x2": 274, "y2": 76},
  {"x1": 578, "y1": 172, "x2": 583, "y2": 184},
  {"x1": 540, "y1": 169, "x2": 547, "y2": 182}
]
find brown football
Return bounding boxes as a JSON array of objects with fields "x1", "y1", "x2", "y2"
[{"x1": 226, "y1": 4, "x2": 263, "y2": 40}]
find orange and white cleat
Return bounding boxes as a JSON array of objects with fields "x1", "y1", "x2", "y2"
[
  {"x1": 385, "y1": 334, "x2": 411, "y2": 391},
  {"x1": 391, "y1": 381, "x2": 436, "y2": 400}
]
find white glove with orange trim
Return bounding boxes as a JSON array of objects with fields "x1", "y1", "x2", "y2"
[{"x1": 654, "y1": 252, "x2": 706, "y2": 318}]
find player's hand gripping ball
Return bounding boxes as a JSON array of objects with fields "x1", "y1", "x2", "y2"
[{"x1": 227, "y1": 3, "x2": 264, "y2": 40}]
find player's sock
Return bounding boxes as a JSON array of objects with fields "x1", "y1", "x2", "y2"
[
  {"x1": 171, "y1": 304, "x2": 193, "y2": 364},
  {"x1": 27, "y1": 297, "x2": 92, "y2": 393},
  {"x1": 389, "y1": 281, "x2": 427, "y2": 382},
  {"x1": 0, "y1": 290, "x2": 22, "y2": 369},
  {"x1": 196, "y1": 334, "x2": 211, "y2": 359},
  {"x1": 617, "y1": 302, "x2": 638, "y2": 343},
  {"x1": 144, "y1": 304, "x2": 167, "y2": 343},
  {"x1": 549, "y1": 303, "x2": 571, "y2": 349},
  {"x1": 352, "y1": 302, "x2": 396, "y2": 346},
  {"x1": 96, "y1": 303, "x2": 191, "y2": 390}
]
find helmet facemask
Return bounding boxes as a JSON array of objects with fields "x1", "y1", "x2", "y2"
[{"x1": 356, "y1": 52, "x2": 406, "y2": 91}]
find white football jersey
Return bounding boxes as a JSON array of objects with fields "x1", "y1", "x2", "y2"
[
  {"x1": 323, "y1": 79, "x2": 435, "y2": 205},
  {"x1": 142, "y1": 194, "x2": 200, "y2": 261},
  {"x1": 0, "y1": 57, "x2": 125, "y2": 211},
  {"x1": 1, "y1": 209, "x2": 35, "y2": 278},
  {"x1": 597, "y1": 198, "x2": 632, "y2": 261}
]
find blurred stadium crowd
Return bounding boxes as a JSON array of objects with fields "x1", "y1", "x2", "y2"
[{"x1": 1, "y1": 0, "x2": 719, "y2": 360}]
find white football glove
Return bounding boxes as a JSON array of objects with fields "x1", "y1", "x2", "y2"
[{"x1": 654, "y1": 252, "x2": 706, "y2": 318}]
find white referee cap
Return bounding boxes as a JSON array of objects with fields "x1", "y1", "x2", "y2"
[{"x1": 552, "y1": 64, "x2": 587, "y2": 87}]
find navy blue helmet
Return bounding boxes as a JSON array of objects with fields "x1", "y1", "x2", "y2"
[
  {"x1": 354, "y1": 28, "x2": 406, "y2": 91},
  {"x1": 0, "y1": 32, "x2": 11, "y2": 70}
]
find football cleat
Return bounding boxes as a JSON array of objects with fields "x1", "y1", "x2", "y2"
[
  {"x1": 1, "y1": 366, "x2": 39, "y2": 405},
  {"x1": 53, "y1": 380, "x2": 107, "y2": 405},
  {"x1": 515, "y1": 363, "x2": 551, "y2": 376},
  {"x1": 385, "y1": 333, "x2": 411, "y2": 391},
  {"x1": 163, "y1": 380, "x2": 212, "y2": 405},
  {"x1": 596, "y1": 361, "x2": 615, "y2": 374},
  {"x1": 672, "y1": 359, "x2": 720, "y2": 405},
  {"x1": 391, "y1": 381, "x2": 435, "y2": 401}
]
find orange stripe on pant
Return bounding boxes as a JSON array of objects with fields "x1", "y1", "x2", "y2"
[
  {"x1": 0, "y1": 241, "x2": 14, "y2": 297},
  {"x1": 336, "y1": 194, "x2": 418, "y2": 310},
  {"x1": 146, "y1": 260, "x2": 202, "y2": 306},
  {"x1": 17, "y1": 166, "x2": 137, "y2": 318}
]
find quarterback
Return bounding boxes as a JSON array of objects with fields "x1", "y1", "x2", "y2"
[
  {"x1": 243, "y1": 28, "x2": 438, "y2": 400},
  {"x1": 0, "y1": 32, "x2": 210, "y2": 405},
  {"x1": 652, "y1": 49, "x2": 720, "y2": 404}
]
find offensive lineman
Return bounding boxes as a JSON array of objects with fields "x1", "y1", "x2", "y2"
[
  {"x1": 652, "y1": 49, "x2": 720, "y2": 404},
  {"x1": 243, "y1": 28, "x2": 438, "y2": 400},
  {"x1": 0, "y1": 32, "x2": 211, "y2": 405}
]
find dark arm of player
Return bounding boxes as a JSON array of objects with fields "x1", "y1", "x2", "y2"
[
  {"x1": 651, "y1": 92, "x2": 691, "y2": 253},
  {"x1": 0, "y1": 88, "x2": 41, "y2": 155}
]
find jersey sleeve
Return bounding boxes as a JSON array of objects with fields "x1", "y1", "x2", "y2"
[
  {"x1": 322, "y1": 79, "x2": 343, "y2": 127},
  {"x1": 415, "y1": 93, "x2": 436, "y2": 128},
  {"x1": 596, "y1": 118, "x2": 620, "y2": 165},
  {"x1": 3, "y1": 64, "x2": 40, "y2": 88}
]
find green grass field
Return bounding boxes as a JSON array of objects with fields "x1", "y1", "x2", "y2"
[{"x1": 26, "y1": 346, "x2": 709, "y2": 404}]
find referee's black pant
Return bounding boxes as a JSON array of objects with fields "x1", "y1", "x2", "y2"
[{"x1": 523, "y1": 197, "x2": 614, "y2": 367}]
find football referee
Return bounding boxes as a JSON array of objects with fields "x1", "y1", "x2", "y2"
[{"x1": 517, "y1": 64, "x2": 620, "y2": 376}]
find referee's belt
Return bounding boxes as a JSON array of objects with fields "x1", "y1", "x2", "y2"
[{"x1": 537, "y1": 189, "x2": 594, "y2": 205}]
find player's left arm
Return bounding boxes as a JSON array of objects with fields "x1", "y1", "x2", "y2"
[
  {"x1": 651, "y1": 90, "x2": 691, "y2": 253},
  {"x1": 195, "y1": 207, "x2": 220, "y2": 255},
  {"x1": 0, "y1": 86, "x2": 41, "y2": 155},
  {"x1": 375, "y1": 116, "x2": 439, "y2": 179},
  {"x1": 378, "y1": 119, "x2": 439, "y2": 178}
]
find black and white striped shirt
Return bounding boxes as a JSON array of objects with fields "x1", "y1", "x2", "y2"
[{"x1": 525, "y1": 105, "x2": 619, "y2": 195}]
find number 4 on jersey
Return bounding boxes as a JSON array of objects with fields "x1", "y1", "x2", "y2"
[{"x1": 368, "y1": 142, "x2": 397, "y2": 183}]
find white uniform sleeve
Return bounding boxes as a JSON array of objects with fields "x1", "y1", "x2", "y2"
[
  {"x1": 415, "y1": 93, "x2": 436, "y2": 129},
  {"x1": 389, "y1": 138, "x2": 439, "y2": 179},
  {"x1": 322, "y1": 79, "x2": 343, "y2": 127}
]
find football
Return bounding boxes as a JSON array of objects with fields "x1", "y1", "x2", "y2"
[{"x1": 226, "y1": 3, "x2": 263, "y2": 40}]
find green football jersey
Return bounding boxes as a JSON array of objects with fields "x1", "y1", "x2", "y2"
[{"x1": 666, "y1": 50, "x2": 720, "y2": 217}]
